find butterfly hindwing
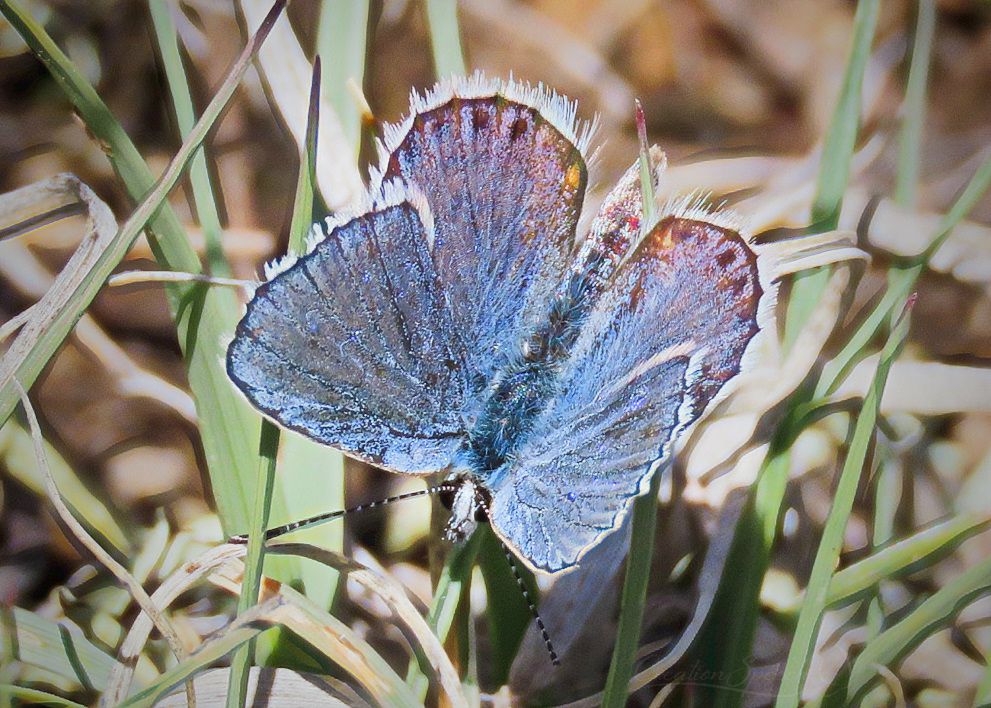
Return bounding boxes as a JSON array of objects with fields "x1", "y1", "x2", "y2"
[
  {"x1": 489, "y1": 216, "x2": 765, "y2": 572},
  {"x1": 226, "y1": 189, "x2": 468, "y2": 474}
]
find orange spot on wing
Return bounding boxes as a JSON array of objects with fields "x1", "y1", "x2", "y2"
[{"x1": 565, "y1": 162, "x2": 582, "y2": 190}]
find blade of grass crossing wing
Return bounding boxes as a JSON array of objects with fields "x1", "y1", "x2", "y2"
[
  {"x1": 273, "y1": 57, "x2": 345, "y2": 610},
  {"x1": 782, "y1": 0, "x2": 880, "y2": 352},
  {"x1": 147, "y1": 0, "x2": 229, "y2": 276},
  {"x1": 601, "y1": 102, "x2": 661, "y2": 708},
  {"x1": 287, "y1": 60, "x2": 320, "y2": 254},
  {"x1": 774, "y1": 298, "x2": 914, "y2": 708},
  {"x1": 0, "y1": 0, "x2": 288, "y2": 536}
]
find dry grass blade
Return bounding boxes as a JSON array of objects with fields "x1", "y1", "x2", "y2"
[
  {"x1": 157, "y1": 668, "x2": 369, "y2": 707},
  {"x1": 106, "y1": 270, "x2": 255, "y2": 291},
  {"x1": 0, "y1": 172, "x2": 87, "y2": 241},
  {"x1": 116, "y1": 595, "x2": 285, "y2": 708},
  {"x1": 0, "y1": 194, "x2": 197, "y2": 421},
  {"x1": 267, "y1": 543, "x2": 466, "y2": 707},
  {"x1": 101, "y1": 544, "x2": 246, "y2": 705},
  {"x1": 209, "y1": 559, "x2": 423, "y2": 708},
  {"x1": 104, "y1": 540, "x2": 466, "y2": 707},
  {"x1": 0, "y1": 175, "x2": 116, "y2": 421},
  {"x1": 12, "y1": 379, "x2": 193, "y2": 705}
]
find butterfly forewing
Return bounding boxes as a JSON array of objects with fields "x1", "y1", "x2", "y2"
[
  {"x1": 226, "y1": 196, "x2": 467, "y2": 474},
  {"x1": 381, "y1": 91, "x2": 590, "y2": 389},
  {"x1": 488, "y1": 216, "x2": 764, "y2": 573}
]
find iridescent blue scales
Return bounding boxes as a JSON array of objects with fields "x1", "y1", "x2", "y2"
[{"x1": 226, "y1": 74, "x2": 773, "y2": 573}]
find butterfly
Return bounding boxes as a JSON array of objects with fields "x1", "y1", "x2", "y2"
[{"x1": 226, "y1": 73, "x2": 775, "y2": 575}]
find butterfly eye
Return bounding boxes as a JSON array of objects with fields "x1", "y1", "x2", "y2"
[{"x1": 474, "y1": 486, "x2": 493, "y2": 522}]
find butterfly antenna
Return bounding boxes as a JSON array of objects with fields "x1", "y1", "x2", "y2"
[
  {"x1": 499, "y1": 541, "x2": 560, "y2": 666},
  {"x1": 229, "y1": 483, "x2": 458, "y2": 543}
]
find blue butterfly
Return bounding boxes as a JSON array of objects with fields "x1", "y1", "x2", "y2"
[{"x1": 227, "y1": 74, "x2": 772, "y2": 574}]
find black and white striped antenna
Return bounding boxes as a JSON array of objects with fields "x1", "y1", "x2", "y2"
[{"x1": 229, "y1": 481, "x2": 562, "y2": 666}]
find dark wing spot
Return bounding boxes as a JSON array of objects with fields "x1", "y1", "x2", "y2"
[
  {"x1": 716, "y1": 249, "x2": 738, "y2": 269},
  {"x1": 510, "y1": 116, "x2": 530, "y2": 141}
]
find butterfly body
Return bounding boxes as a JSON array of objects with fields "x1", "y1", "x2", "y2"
[{"x1": 227, "y1": 74, "x2": 774, "y2": 574}]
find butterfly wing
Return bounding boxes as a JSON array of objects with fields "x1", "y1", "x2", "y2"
[
  {"x1": 377, "y1": 76, "x2": 593, "y2": 389},
  {"x1": 489, "y1": 215, "x2": 768, "y2": 572},
  {"x1": 227, "y1": 187, "x2": 467, "y2": 474}
]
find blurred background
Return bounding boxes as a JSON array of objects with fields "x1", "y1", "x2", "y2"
[{"x1": 1, "y1": 1, "x2": 990, "y2": 705}]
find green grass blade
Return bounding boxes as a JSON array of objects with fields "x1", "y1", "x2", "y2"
[
  {"x1": 865, "y1": 450, "x2": 902, "y2": 638},
  {"x1": 895, "y1": 0, "x2": 936, "y2": 207},
  {"x1": 425, "y1": 0, "x2": 466, "y2": 78},
  {"x1": 601, "y1": 103, "x2": 661, "y2": 708},
  {"x1": 826, "y1": 513, "x2": 991, "y2": 607},
  {"x1": 782, "y1": 0, "x2": 880, "y2": 352},
  {"x1": 775, "y1": 297, "x2": 914, "y2": 708},
  {"x1": 601, "y1": 472, "x2": 661, "y2": 708},
  {"x1": 406, "y1": 529, "x2": 482, "y2": 701},
  {"x1": 477, "y1": 525, "x2": 538, "y2": 685},
  {"x1": 815, "y1": 150, "x2": 991, "y2": 399},
  {"x1": 696, "y1": 5, "x2": 883, "y2": 701},
  {"x1": 288, "y1": 60, "x2": 321, "y2": 254},
  {"x1": 226, "y1": 422, "x2": 281, "y2": 708},
  {"x1": 274, "y1": 56, "x2": 344, "y2": 610},
  {"x1": 0, "y1": 0, "x2": 287, "y2": 536},
  {"x1": 316, "y1": 0, "x2": 369, "y2": 157},
  {"x1": 0, "y1": 606, "x2": 116, "y2": 693},
  {"x1": 846, "y1": 556, "x2": 991, "y2": 703},
  {"x1": 0, "y1": 685, "x2": 86, "y2": 708},
  {"x1": 147, "y1": 0, "x2": 229, "y2": 276}
]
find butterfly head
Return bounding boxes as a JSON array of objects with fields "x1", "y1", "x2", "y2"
[{"x1": 439, "y1": 472, "x2": 492, "y2": 543}]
